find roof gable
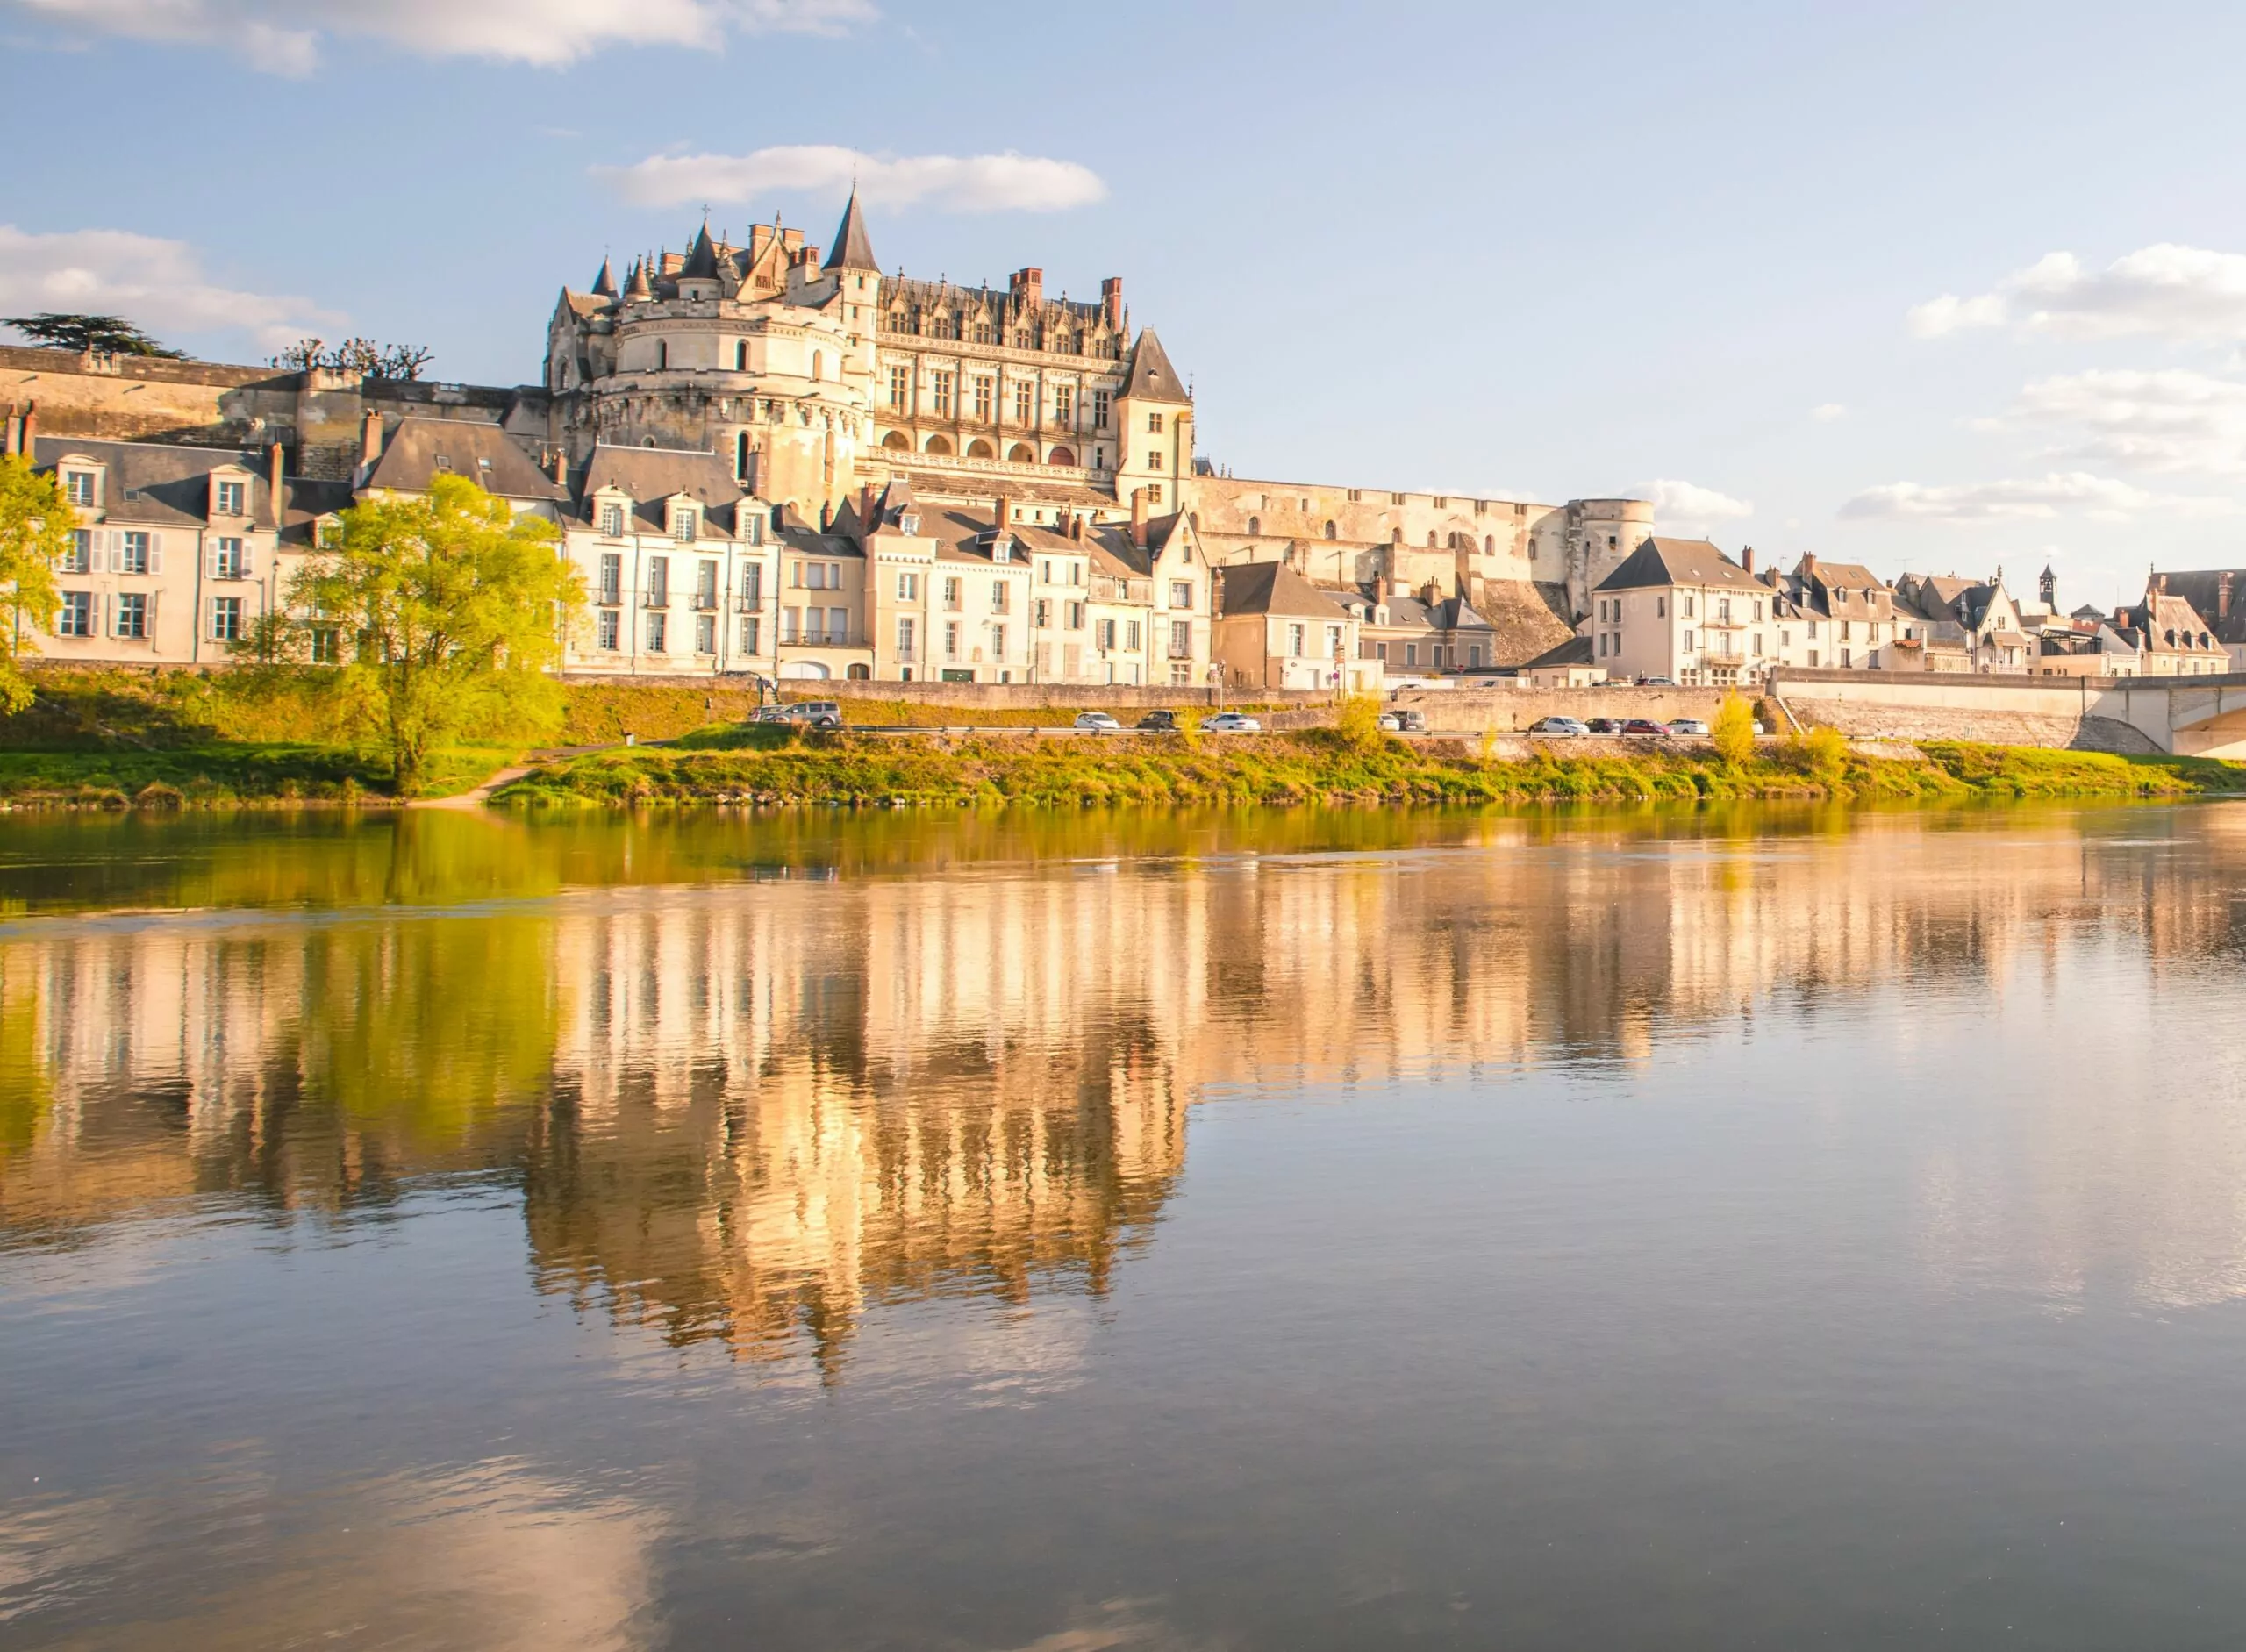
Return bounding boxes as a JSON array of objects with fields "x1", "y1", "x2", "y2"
[{"x1": 1121, "y1": 330, "x2": 1186, "y2": 402}]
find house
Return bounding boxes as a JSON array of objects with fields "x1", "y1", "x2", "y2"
[
  {"x1": 1515, "y1": 635, "x2": 1606, "y2": 688},
  {"x1": 1891, "y1": 571, "x2": 2030, "y2": 671},
  {"x1": 2145, "y1": 569, "x2": 2246, "y2": 670},
  {"x1": 1213, "y1": 561, "x2": 1377, "y2": 692},
  {"x1": 1586, "y1": 538, "x2": 1771, "y2": 685},
  {"x1": 2114, "y1": 577, "x2": 2226, "y2": 676}
]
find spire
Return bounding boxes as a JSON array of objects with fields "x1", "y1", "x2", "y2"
[
  {"x1": 623, "y1": 258, "x2": 651, "y2": 301},
  {"x1": 1122, "y1": 329, "x2": 1186, "y2": 402},
  {"x1": 823, "y1": 188, "x2": 879, "y2": 273},
  {"x1": 681, "y1": 219, "x2": 720, "y2": 281},
  {"x1": 591, "y1": 256, "x2": 616, "y2": 297}
]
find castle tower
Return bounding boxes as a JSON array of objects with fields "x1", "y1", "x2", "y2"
[{"x1": 1114, "y1": 329, "x2": 1191, "y2": 518}]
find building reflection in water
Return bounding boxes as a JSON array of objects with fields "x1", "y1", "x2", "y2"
[{"x1": 7, "y1": 805, "x2": 2246, "y2": 1374}]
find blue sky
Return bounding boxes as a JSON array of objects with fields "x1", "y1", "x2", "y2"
[{"x1": 5, "y1": 0, "x2": 2246, "y2": 607}]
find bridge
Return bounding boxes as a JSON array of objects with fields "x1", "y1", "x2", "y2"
[{"x1": 1766, "y1": 668, "x2": 2246, "y2": 760}]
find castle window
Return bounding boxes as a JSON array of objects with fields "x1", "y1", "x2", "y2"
[
  {"x1": 932, "y1": 372, "x2": 955, "y2": 417},
  {"x1": 1092, "y1": 390, "x2": 1111, "y2": 427},
  {"x1": 973, "y1": 322, "x2": 995, "y2": 344},
  {"x1": 973, "y1": 375, "x2": 993, "y2": 418},
  {"x1": 1148, "y1": 412, "x2": 1164, "y2": 433},
  {"x1": 812, "y1": 350, "x2": 823, "y2": 380},
  {"x1": 1014, "y1": 381, "x2": 1033, "y2": 423},
  {"x1": 1248, "y1": 516, "x2": 1260, "y2": 536},
  {"x1": 734, "y1": 340, "x2": 747, "y2": 370},
  {"x1": 1147, "y1": 451, "x2": 1165, "y2": 471},
  {"x1": 736, "y1": 431, "x2": 750, "y2": 480},
  {"x1": 1146, "y1": 483, "x2": 1162, "y2": 504},
  {"x1": 656, "y1": 340, "x2": 668, "y2": 369},
  {"x1": 1485, "y1": 535, "x2": 1495, "y2": 554},
  {"x1": 1324, "y1": 522, "x2": 1337, "y2": 539},
  {"x1": 889, "y1": 366, "x2": 908, "y2": 410},
  {"x1": 1015, "y1": 329, "x2": 1034, "y2": 348},
  {"x1": 1055, "y1": 385, "x2": 1074, "y2": 425},
  {"x1": 1427, "y1": 532, "x2": 1437, "y2": 547}
]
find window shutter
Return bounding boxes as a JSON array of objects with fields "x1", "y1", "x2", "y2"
[
  {"x1": 150, "y1": 533, "x2": 165, "y2": 576},
  {"x1": 90, "y1": 530, "x2": 107, "y2": 573},
  {"x1": 208, "y1": 537, "x2": 222, "y2": 579}
]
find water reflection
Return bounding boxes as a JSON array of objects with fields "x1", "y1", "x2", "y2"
[{"x1": 7, "y1": 805, "x2": 2246, "y2": 1371}]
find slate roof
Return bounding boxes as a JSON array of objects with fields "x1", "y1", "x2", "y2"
[
  {"x1": 680, "y1": 222, "x2": 720, "y2": 281},
  {"x1": 1122, "y1": 329, "x2": 1186, "y2": 402},
  {"x1": 578, "y1": 444, "x2": 748, "y2": 534},
  {"x1": 824, "y1": 190, "x2": 878, "y2": 272},
  {"x1": 363, "y1": 418, "x2": 568, "y2": 502},
  {"x1": 34, "y1": 437, "x2": 280, "y2": 531},
  {"x1": 2152, "y1": 570, "x2": 2246, "y2": 645},
  {"x1": 1218, "y1": 560, "x2": 1350, "y2": 619},
  {"x1": 591, "y1": 258, "x2": 616, "y2": 297},
  {"x1": 1520, "y1": 635, "x2": 1595, "y2": 670},
  {"x1": 1592, "y1": 536, "x2": 1752, "y2": 592}
]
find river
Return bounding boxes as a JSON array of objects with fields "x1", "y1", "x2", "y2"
[{"x1": 5, "y1": 802, "x2": 2246, "y2": 1648}]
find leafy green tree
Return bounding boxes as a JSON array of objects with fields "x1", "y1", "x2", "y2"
[
  {"x1": 1335, "y1": 692, "x2": 1386, "y2": 752},
  {"x1": 3, "y1": 312, "x2": 187, "y2": 358},
  {"x1": 290, "y1": 473, "x2": 583, "y2": 795},
  {"x1": 0, "y1": 454, "x2": 68, "y2": 713},
  {"x1": 1711, "y1": 692, "x2": 1757, "y2": 766}
]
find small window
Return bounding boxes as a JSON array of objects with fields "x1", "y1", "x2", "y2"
[
  {"x1": 214, "y1": 479, "x2": 245, "y2": 516},
  {"x1": 600, "y1": 503, "x2": 625, "y2": 537},
  {"x1": 1148, "y1": 412, "x2": 1165, "y2": 433},
  {"x1": 674, "y1": 506, "x2": 697, "y2": 543},
  {"x1": 735, "y1": 340, "x2": 748, "y2": 371},
  {"x1": 64, "y1": 471, "x2": 96, "y2": 507}
]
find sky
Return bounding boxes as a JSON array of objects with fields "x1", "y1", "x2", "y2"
[{"x1": 4, "y1": 0, "x2": 2246, "y2": 609}]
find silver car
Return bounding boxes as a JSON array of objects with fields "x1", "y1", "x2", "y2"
[
  {"x1": 1074, "y1": 712, "x2": 1124, "y2": 733},
  {"x1": 1667, "y1": 718, "x2": 1711, "y2": 736},
  {"x1": 1205, "y1": 712, "x2": 1262, "y2": 733}
]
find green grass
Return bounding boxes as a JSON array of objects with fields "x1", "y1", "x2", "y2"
[{"x1": 496, "y1": 728, "x2": 2246, "y2": 812}]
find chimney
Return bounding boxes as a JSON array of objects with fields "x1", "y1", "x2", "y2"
[
  {"x1": 2221, "y1": 571, "x2": 2235, "y2": 621},
  {"x1": 268, "y1": 442, "x2": 284, "y2": 519},
  {"x1": 1130, "y1": 486, "x2": 1148, "y2": 542},
  {"x1": 361, "y1": 409, "x2": 383, "y2": 466},
  {"x1": 995, "y1": 494, "x2": 1012, "y2": 533},
  {"x1": 1068, "y1": 513, "x2": 1083, "y2": 542},
  {"x1": 1102, "y1": 276, "x2": 1125, "y2": 330},
  {"x1": 1010, "y1": 267, "x2": 1044, "y2": 310},
  {"x1": 1800, "y1": 551, "x2": 1817, "y2": 578},
  {"x1": 18, "y1": 400, "x2": 35, "y2": 456},
  {"x1": 1742, "y1": 545, "x2": 1755, "y2": 575}
]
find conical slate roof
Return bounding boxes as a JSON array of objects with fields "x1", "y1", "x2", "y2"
[
  {"x1": 680, "y1": 221, "x2": 720, "y2": 280},
  {"x1": 824, "y1": 189, "x2": 879, "y2": 272},
  {"x1": 623, "y1": 258, "x2": 652, "y2": 299},
  {"x1": 591, "y1": 257, "x2": 616, "y2": 297},
  {"x1": 1123, "y1": 329, "x2": 1186, "y2": 401}
]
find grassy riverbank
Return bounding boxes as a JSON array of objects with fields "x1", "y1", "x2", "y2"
[{"x1": 492, "y1": 727, "x2": 2246, "y2": 811}]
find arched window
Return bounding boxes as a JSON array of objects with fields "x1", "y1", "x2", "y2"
[
  {"x1": 812, "y1": 350, "x2": 823, "y2": 381},
  {"x1": 1007, "y1": 442, "x2": 1035, "y2": 461},
  {"x1": 883, "y1": 430, "x2": 911, "y2": 450},
  {"x1": 1427, "y1": 531, "x2": 1438, "y2": 547},
  {"x1": 1485, "y1": 535, "x2": 1495, "y2": 554},
  {"x1": 1391, "y1": 528, "x2": 1403, "y2": 545},
  {"x1": 1047, "y1": 446, "x2": 1075, "y2": 466},
  {"x1": 735, "y1": 430, "x2": 749, "y2": 478},
  {"x1": 966, "y1": 438, "x2": 996, "y2": 458},
  {"x1": 925, "y1": 434, "x2": 953, "y2": 454},
  {"x1": 655, "y1": 340, "x2": 668, "y2": 370},
  {"x1": 734, "y1": 340, "x2": 747, "y2": 371},
  {"x1": 1248, "y1": 516, "x2": 1261, "y2": 536},
  {"x1": 847, "y1": 662, "x2": 871, "y2": 680},
  {"x1": 1324, "y1": 522, "x2": 1338, "y2": 540}
]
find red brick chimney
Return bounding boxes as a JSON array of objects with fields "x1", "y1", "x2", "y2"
[
  {"x1": 268, "y1": 442, "x2": 284, "y2": 520},
  {"x1": 1068, "y1": 513, "x2": 1083, "y2": 542},
  {"x1": 1130, "y1": 486, "x2": 1148, "y2": 543},
  {"x1": 1742, "y1": 545, "x2": 1755, "y2": 575},
  {"x1": 18, "y1": 400, "x2": 35, "y2": 456},
  {"x1": 361, "y1": 409, "x2": 383, "y2": 466},
  {"x1": 548, "y1": 447, "x2": 566, "y2": 485},
  {"x1": 1009, "y1": 267, "x2": 1043, "y2": 310},
  {"x1": 995, "y1": 494, "x2": 1012, "y2": 532},
  {"x1": 1800, "y1": 551, "x2": 1818, "y2": 578},
  {"x1": 1102, "y1": 277, "x2": 1125, "y2": 330}
]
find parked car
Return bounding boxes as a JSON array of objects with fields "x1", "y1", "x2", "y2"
[
  {"x1": 1641, "y1": 676, "x2": 1677, "y2": 686},
  {"x1": 775, "y1": 700, "x2": 842, "y2": 729},
  {"x1": 1620, "y1": 718, "x2": 1671, "y2": 737},
  {"x1": 1135, "y1": 710, "x2": 1181, "y2": 733},
  {"x1": 748, "y1": 706, "x2": 791, "y2": 724},
  {"x1": 1667, "y1": 718, "x2": 1711, "y2": 736},
  {"x1": 1205, "y1": 712, "x2": 1262, "y2": 733},
  {"x1": 1584, "y1": 717, "x2": 1622, "y2": 735},
  {"x1": 1075, "y1": 712, "x2": 1124, "y2": 733},
  {"x1": 1529, "y1": 716, "x2": 1588, "y2": 737},
  {"x1": 1377, "y1": 708, "x2": 1427, "y2": 733}
]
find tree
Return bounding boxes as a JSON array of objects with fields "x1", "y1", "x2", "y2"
[
  {"x1": 3, "y1": 312, "x2": 187, "y2": 358},
  {"x1": 1711, "y1": 692, "x2": 1756, "y2": 766},
  {"x1": 289, "y1": 473, "x2": 583, "y2": 795},
  {"x1": 0, "y1": 454, "x2": 69, "y2": 713},
  {"x1": 270, "y1": 337, "x2": 435, "y2": 382}
]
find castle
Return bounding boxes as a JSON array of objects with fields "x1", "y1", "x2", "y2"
[{"x1": 0, "y1": 193, "x2": 1654, "y2": 685}]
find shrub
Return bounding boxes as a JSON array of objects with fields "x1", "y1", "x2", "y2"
[
  {"x1": 1335, "y1": 693, "x2": 1386, "y2": 753},
  {"x1": 132, "y1": 781, "x2": 184, "y2": 810},
  {"x1": 1711, "y1": 693, "x2": 1756, "y2": 766},
  {"x1": 1789, "y1": 724, "x2": 1850, "y2": 787}
]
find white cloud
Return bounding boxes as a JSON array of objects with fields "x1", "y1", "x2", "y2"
[
  {"x1": 1909, "y1": 244, "x2": 2246, "y2": 343},
  {"x1": 597, "y1": 145, "x2": 1107, "y2": 213},
  {"x1": 1840, "y1": 471, "x2": 2232, "y2": 523},
  {"x1": 1627, "y1": 478, "x2": 1754, "y2": 525},
  {"x1": 1809, "y1": 403, "x2": 1849, "y2": 422},
  {"x1": 0, "y1": 224, "x2": 342, "y2": 352},
  {"x1": 1992, "y1": 368, "x2": 2246, "y2": 476},
  {"x1": 6, "y1": 0, "x2": 872, "y2": 75}
]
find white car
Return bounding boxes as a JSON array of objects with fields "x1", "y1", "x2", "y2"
[
  {"x1": 1205, "y1": 712, "x2": 1262, "y2": 733},
  {"x1": 1074, "y1": 712, "x2": 1124, "y2": 733},
  {"x1": 1667, "y1": 718, "x2": 1711, "y2": 736}
]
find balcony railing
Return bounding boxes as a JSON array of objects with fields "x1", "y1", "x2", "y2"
[
  {"x1": 693, "y1": 593, "x2": 719, "y2": 611},
  {"x1": 642, "y1": 594, "x2": 669, "y2": 609},
  {"x1": 732, "y1": 595, "x2": 762, "y2": 613}
]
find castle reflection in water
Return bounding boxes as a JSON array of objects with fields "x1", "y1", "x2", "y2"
[{"x1": 7, "y1": 805, "x2": 2246, "y2": 1372}]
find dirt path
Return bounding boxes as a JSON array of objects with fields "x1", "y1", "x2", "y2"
[{"x1": 408, "y1": 764, "x2": 533, "y2": 811}]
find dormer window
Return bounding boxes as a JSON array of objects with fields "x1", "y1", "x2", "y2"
[
  {"x1": 600, "y1": 502, "x2": 625, "y2": 538},
  {"x1": 899, "y1": 512, "x2": 919, "y2": 534},
  {"x1": 63, "y1": 470, "x2": 97, "y2": 507},
  {"x1": 993, "y1": 534, "x2": 1013, "y2": 563},
  {"x1": 215, "y1": 479, "x2": 245, "y2": 516},
  {"x1": 673, "y1": 504, "x2": 698, "y2": 543}
]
